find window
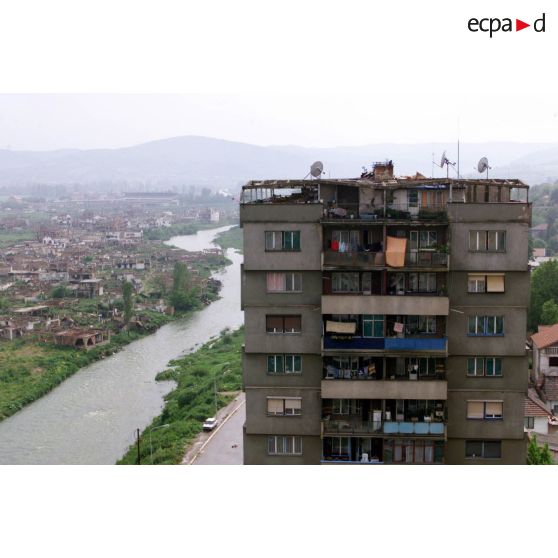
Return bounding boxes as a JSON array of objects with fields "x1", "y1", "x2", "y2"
[
  {"x1": 267, "y1": 397, "x2": 302, "y2": 416},
  {"x1": 524, "y1": 417, "x2": 535, "y2": 430},
  {"x1": 266, "y1": 315, "x2": 301, "y2": 334},
  {"x1": 549, "y1": 357, "x2": 558, "y2": 367},
  {"x1": 332, "y1": 399, "x2": 361, "y2": 415},
  {"x1": 384, "y1": 439, "x2": 442, "y2": 464},
  {"x1": 467, "y1": 274, "x2": 505, "y2": 293},
  {"x1": 467, "y1": 400, "x2": 503, "y2": 420},
  {"x1": 332, "y1": 272, "x2": 360, "y2": 293},
  {"x1": 406, "y1": 315, "x2": 436, "y2": 334},
  {"x1": 332, "y1": 230, "x2": 359, "y2": 252},
  {"x1": 467, "y1": 357, "x2": 502, "y2": 377},
  {"x1": 266, "y1": 272, "x2": 302, "y2": 292},
  {"x1": 265, "y1": 230, "x2": 301, "y2": 251},
  {"x1": 408, "y1": 190, "x2": 418, "y2": 207},
  {"x1": 465, "y1": 440, "x2": 501, "y2": 459},
  {"x1": 469, "y1": 230, "x2": 506, "y2": 252},
  {"x1": 268, "y1": 435, "x2": 303, "y2": 455},
  {"x1": 468, "y1": 315, "x2": 504, "y2": 336},
  {"x1": 362, "y1": 314, "x2": 384, "y2": 337},
  {"x1": 419, "y1": 230, "x2": 437, "y2": 249},
  {"x1": 267, "y1": 354, "x2": 301, "y2": 374},
  {"x1": 285, "y1": 355, "x2": 302, "y2": 374},
  {"x1": 267, "y1": 355, "x2": 284, "y2": 373}
]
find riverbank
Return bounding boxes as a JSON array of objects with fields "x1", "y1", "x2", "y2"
[
  {"x1": 0, "y1": 226, "x2": 236, "y2": 423},
  {"x1": 117, "y1": 326, "x2": 244, "y2": 465},
  {"x1": 213, "y1": 225, "x2": 242, "y2": 252},
  {"x1": 144, "y1": 219, "x2": 236, "y2": 241}
]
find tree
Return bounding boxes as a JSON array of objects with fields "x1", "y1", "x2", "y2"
[
  {"x1": 540, "y1": 299, "x2": 558, "y2": 325},
  {"x1": 527, "y1": 435, "x2": 554, "y2": 464},
  {"x1": 51, "y1": 285, "x2": 71, "y2": 299},
  {"x1": 172, "y1": 262, "x2": 189, "y2": 294},
  {"x1": 530, "y1": 260, "x2": 558, "y2": 330},
  {"x1": 122, "y1": 281, "x2": 134, "y2": 326},
  {"x1": 169, "y1": 262, "x2": 199, "y2": 312}
]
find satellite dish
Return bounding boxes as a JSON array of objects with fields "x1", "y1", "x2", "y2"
[
  {"x1": 478, "y1": 157, "x2": 490, "y2": 174},
  {"x1": 310, "y1": 161, "x2": 323, "y2": 178},
  {"x1": 440, "y1": 151, "x2": 447, "y2": 168}
]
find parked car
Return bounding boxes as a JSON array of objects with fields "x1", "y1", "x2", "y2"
[{"x1": 202, "y1": 417, "x2": 218, "y2": 431}]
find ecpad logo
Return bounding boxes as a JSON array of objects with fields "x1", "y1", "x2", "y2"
[{"x1": 468, "y1": 13, "x2": 546, "y2": 37}]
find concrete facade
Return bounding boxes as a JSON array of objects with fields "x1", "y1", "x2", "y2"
[{"x1": 241, "y1": 175, "x2": 530, "y2": 465}]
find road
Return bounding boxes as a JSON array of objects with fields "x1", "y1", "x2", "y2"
[{"x1": 183, "y1": 393, "x2": 245, "y2": 465}]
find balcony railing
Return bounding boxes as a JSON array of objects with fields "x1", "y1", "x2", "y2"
[
  {"x1": 323, "y1": 250, "x2": 448, "y2": 269},
  {"x1": 323, "y1": 336, "x2": 448, "y2": 352},
  {"x1": 322, "y1": 203, "x2": 448, "y2": 222},
  {"x1": 322, "y1": 418, "x2": 446, "y2": 436},
  {"x1": 324, "y1": 368, "x2": 446, "y2": 381}
]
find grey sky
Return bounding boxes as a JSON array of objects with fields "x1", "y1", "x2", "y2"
[{"x1": 0, "y1": 2, "x2": 556, "y2": 151}]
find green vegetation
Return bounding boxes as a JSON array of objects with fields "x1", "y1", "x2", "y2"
[
  {"x1": 527, "y1": 435, "x2": 554, "y2": 464},
  {"x1": 0, "y1": 230, "x2": 35, "y2": 248},
  {"x1": 530, "y1": 180, "x2": 558, "y2": 254},
  {"x1": 117, "y1": 327, "x2": 244, "y2": 465},
  {"x1": 50, "y1": 285, "x2": 72, "y2": 299},
  {"x1": 169, "y1": 262, "x2": 201, "y2": 312},
  {"x1": 122, "y1": 281, "x2": 134, "y2": 325},
  {"x1": 529, "y1": 260, "x2": 558, "y2": 330},
  {"x1": 214, "y1": 225, "x2": 243, "y2": 253}
]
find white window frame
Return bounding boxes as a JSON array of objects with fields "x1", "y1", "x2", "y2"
[{"x1": 268, "y1": 435, "x2": 303, "y2": 455}]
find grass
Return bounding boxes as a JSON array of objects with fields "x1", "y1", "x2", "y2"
[
  {"x1": 214, "y1": 225, "x2": 243, "y2": 253},
  {"x1": 0, "y1": 230, "x2": 36, "y2": 248},
  {"x1": 117, "y1": 327, "x2": 244, "y2": 465},
  {"x1": 144, "y1": 219, "x2": 236, "y2": 241}
]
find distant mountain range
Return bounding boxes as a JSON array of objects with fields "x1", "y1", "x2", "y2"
[{"x1": 0, "y1": 136, "x2": 557, "y2": 190}]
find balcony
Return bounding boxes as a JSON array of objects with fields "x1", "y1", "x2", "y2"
[
  {"x1": 322, "y1": 418, "x2": 446, "y2": 437},
  {"x1": 323, "y1": 336, "x2": 447, "y2": 353},
  {"x1": 321, "y1": 379, "x2": 447, "y2": 400},
  {"x1": 322, "y1": 295, "x2": 449, "y2": 316},
  {"x1": 322, "y1": 250, "x2": 448, "y2": 270},
  {"x1": 323, "y1": 250, "x2": 384, "y2": 269},
  {"x1": 321, "y1": 203, "x2": 448, "y2": 224}
]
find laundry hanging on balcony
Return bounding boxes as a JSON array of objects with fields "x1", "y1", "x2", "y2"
[{"x1": 386, "y1": 236, "x2": 407, "y2": 267}]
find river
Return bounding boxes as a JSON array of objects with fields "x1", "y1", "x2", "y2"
[{"x1": 0, "y1": 225, "x2": 243, "y2": 465}]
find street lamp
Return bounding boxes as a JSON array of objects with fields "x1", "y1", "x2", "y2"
[{"x1": 148, "y1": 424, "x2": 170, "y2": 464}]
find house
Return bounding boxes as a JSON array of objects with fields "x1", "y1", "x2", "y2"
[
  {"x1": 524, "y1": 388, "x2": 552, "y2": 434},
  {"x1": 54, "y1": 328, "x2": 110, "y2": 349},
  {"x1": 531, "y1": 324, "x2": 558, "y2": 383}
]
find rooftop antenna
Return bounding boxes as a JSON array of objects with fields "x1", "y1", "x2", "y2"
[
  {"x1": 477, "y1": 157, "x2": 491, "y2": 179},
  {"x1": 304, "y1": 161, "x2": 324, "y2": 180},
  {"x1": 434, "y1": 151, "x2": 456, "y2": 179}
]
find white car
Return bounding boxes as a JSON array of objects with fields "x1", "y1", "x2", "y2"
[{"x1": 202, "y1": 417, "x2": 218, "y2": 431}]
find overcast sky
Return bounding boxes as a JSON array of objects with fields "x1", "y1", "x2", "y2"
[{"x1": 0, "y1": 1, "x2": 556, "y2": 150}]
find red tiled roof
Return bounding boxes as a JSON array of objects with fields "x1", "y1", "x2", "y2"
[
  {"x1": 525, "y1": 388, "x2": 551, "y2": 417},
  {"x1": 531, "y1": 324, "x2": 558, "y2": 349},
  {"x1": 543, "y1": 376, "x2": 558, "y2": 401}
]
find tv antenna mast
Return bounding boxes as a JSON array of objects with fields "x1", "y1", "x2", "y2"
[{"x1": 477, "y1": 157, "x2": 491, "y2": 179}]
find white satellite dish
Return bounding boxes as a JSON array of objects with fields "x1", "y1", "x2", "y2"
[
  {"x1": 477, "y1": 156, "x2": 491, "y2": 178},
  {"x1": 310, "y1": 161, "x2": 324, "y2": 178},
  {"x1": 440, "y1": 151, "x2": 448, "y2": 168},
  {"x1": 434, "y1": 150, "x2": 456, "y2": 178}
]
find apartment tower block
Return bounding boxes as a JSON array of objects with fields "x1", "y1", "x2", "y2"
[{"x1": 240, "y1": 162, "x2": 531, "y2": 464}]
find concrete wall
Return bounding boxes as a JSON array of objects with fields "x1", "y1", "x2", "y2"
[
  {"x1": 449, "y1": 221, "x2": 529, "y2": 271},
  {"x1": 242, "y1": 270, "x2": 322, "y2": 309},
  {"x1": 244, "y1": 306, "x2": 322, "y2": 354},
  {"x1": 240, "y1": 203, "x2": 323, "y2": 224},
  {"x1": 243, "y1": 352, "x2": 322, "y2": 388},
  {"x1": 244, "y1": 388, "x2": 321, "y2": 436},
  {"x1": 445, "y1": 438, "x2": 526, "y2": 465},
  {"x1": 448, "y1": 271, "x2": 530, "y2": 308},
  {"x1": 447, "y1": 356, "x2": 528, "y2": 391},
  {"x1": 321, "y1": 379, "x2": 447, "y2": 400},
  {"x1": 446, "y1": 307, "x2": 528, "y2": 356},
  {"x1": 243, "y1": 222, "x2": 322, "y2": 271},
  {"x1": 243, "y1": 431, "x2": 322, "y2": 465},
  {"x1": 322, "y1": 295, "x2": 449, "y2": 316},
  {"x1": 446, "y1": 390, "x2": 525, "y2": 440}
]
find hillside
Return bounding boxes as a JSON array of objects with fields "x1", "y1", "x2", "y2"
[{"x1": 0, "y1": 136, "x2": 557, "y2": 190}]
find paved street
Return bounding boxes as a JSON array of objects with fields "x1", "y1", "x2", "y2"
[{"x1": 183, "y1": 392, "x2": 245, "y2": 465}]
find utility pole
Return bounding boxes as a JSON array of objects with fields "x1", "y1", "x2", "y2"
[{"x1": 136, "y1": 428, "x2": 141, "y2": 465}]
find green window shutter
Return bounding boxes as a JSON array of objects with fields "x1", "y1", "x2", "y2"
[{"x1": 293, "y1": 231, "x2": 301, "y2": 251}]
